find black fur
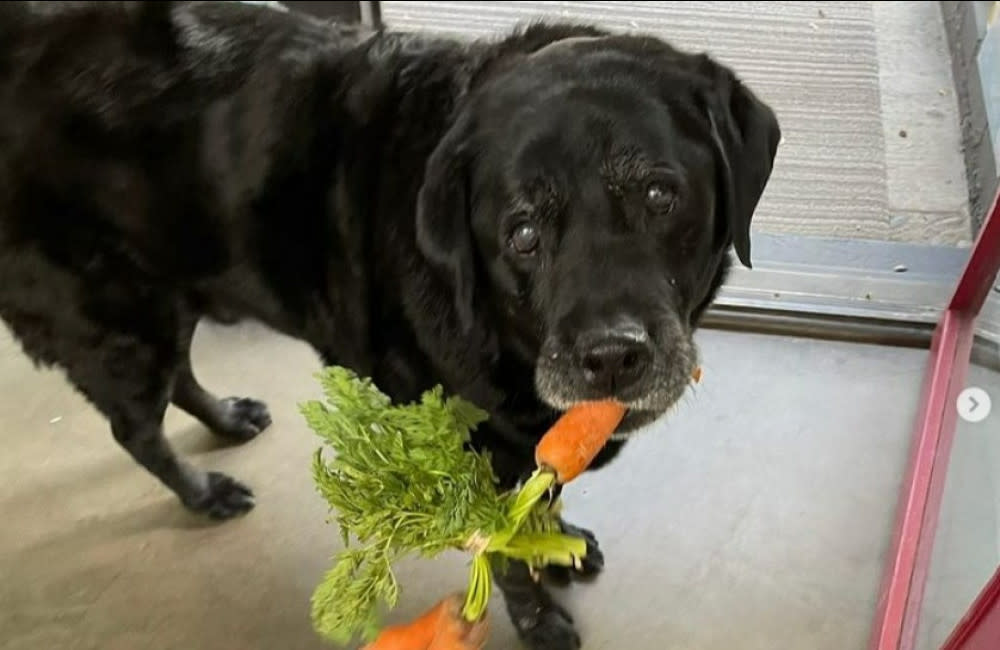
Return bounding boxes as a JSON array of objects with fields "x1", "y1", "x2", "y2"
[{"x1": 0, "y1": 3, "x2": 780, "y2": 648}]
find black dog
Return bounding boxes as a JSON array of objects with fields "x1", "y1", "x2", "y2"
[{"x1": 0, "y1": 2, "x2": 780, "y2": 648}]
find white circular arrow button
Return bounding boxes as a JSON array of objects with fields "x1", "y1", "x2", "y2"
[{"x1": 957, "y1": 387, "x2": 991, "y2": 424}]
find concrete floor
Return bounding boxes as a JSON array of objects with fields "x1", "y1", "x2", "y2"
[
  {"x1": 380, "y1": 1, "x2": 973, "y2": 246},
  {"x1": 1, "y1": 322, "x2": 943, "y2": 650}
]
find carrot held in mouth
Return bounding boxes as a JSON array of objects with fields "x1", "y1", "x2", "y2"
[
  {"x1": 533, "y1": 365, "x2": 701, "y2": 484},
  {"x1": 534, "y1": 400, "x2": 628, "y2": 484}
]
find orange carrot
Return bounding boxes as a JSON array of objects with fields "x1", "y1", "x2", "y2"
[
  {"x1": 535, "y1": 400, "x2": 628, "y2": 484},
  {"x1": 362, "y1": 596, "x2": 451, "y2": 650},
  {"x1": 691, "y1": 366, "x2": 703, "y2": 384},
  {"x1": 427, "y1": 596, "x2": 489, "y2": 650},
  {"x1": 362, "y1": 594, "x2": 487, "y2": 650}
]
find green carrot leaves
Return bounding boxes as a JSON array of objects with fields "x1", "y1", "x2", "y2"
[{"x1": 302, "y1": 367, "x2": 588, "y2": 645}]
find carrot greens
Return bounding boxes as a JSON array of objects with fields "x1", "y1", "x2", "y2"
[{"x1": 301, "y1": 367, "x2": 584, "y2": 647}]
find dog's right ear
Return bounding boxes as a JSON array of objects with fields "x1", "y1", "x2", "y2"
[
  {"x1": 415, "y1": 110, "x2": 478, "y2": 333},
  {"x1": 699, "y1": 61, "x2": 781, "y2": 269}
]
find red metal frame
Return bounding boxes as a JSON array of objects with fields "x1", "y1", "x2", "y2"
[
  {"x1": 870, "y1": 188, "x2": 1000, "y2": 650},
  {"x1": 941, "y1": 566, "x2": 1000, "y2": 650}
]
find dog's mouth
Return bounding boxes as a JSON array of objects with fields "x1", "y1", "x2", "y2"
[
  {"x1": 537, "y1": 386, "x2": 689, "y2": 444},
  {"x1": 611, "y1": 361, "x2": 704, "y2": 438},
  {"x1": 533, "y1": 322, "x2": 699, "y2": 444},
  {"x1": 609, "y1": 408, "x2": 665, "y2": 440},
  {"x1": 536, "y1": 358, "x2": 700, "y2": 442}
]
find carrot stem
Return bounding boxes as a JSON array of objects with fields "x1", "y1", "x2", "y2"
[{"x1": 461, "y1": 555, "x2": 492, "y2": 622}]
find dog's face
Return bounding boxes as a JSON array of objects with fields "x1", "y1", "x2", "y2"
[{"x1": 416, "y1": 33, "x2": 780, "y2": 434}]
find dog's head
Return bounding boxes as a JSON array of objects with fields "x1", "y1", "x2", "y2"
[{"x1": 415, "y1": 28, "x2": 780, "y2": 434}]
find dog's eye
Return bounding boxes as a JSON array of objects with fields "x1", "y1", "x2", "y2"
[
  {"x1": 645, "y1": 182, "x2": 677, "y2": 214},
  {"x1": 509, "y1": 222, "x2": 540, "y2": 255}
]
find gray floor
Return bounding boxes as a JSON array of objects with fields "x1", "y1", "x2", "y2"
[
  {"x1": 379, "y1": 1, "x2": 973, "y2": 246},
  {"x1": 1, "y1": 322, "x2": 939, "y2": 650}
]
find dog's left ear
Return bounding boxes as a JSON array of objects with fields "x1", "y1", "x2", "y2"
[
  {"x1": 702, "y1": 66, "x2": 781, "y2": 269},
  {"x1": 415, "y1": 110, "x2": 478, "y2": 332}
]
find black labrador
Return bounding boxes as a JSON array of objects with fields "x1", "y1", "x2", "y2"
[{"x1": 0, "y1": 2, "x2": 780, "y2": 648}]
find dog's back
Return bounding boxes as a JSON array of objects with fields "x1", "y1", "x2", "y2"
[{"x1": 0, "y1": 1, "x2": 376, "y2": 320}]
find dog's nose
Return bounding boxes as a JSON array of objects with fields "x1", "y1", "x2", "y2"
[{"x1": 577, "y1": 330, "x2": 651, "y2": 395}]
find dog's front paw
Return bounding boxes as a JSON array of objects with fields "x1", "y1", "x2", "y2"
[
  {"x1": 184, "y1": 471, "x2": 255, "y2": 520},
  {"x1": 545, "y1": 521, "x2": 604, "y2": 586},
  {"x1": 215, "y1": 397, "x2": 272, "y2": 442},
  {"x1": 512, "y1": 598, "x2": 581, "y2": 650}
]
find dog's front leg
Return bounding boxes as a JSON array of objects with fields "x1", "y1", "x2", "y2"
[
  {"x1": 481, "y1": 421, "x2": 604, "y2": 648},
  {"x1": 542, "y1": 519, "x2": 605, "y2": 586},
  {"x1": 492, "y1": 556, "x2": 581, "y2": 650}
]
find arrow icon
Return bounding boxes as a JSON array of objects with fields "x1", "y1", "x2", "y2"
[{"x1": 957, "y1": 388, "x2": 991, "y2": 423}]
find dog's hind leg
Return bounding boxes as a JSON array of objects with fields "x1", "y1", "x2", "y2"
[
  {"x1": 171, "y1": 312, "x2": 272, "y2": 442},
  {"x1": 63, "y1": 321, "x2": 256, "y2": 521},
  {"x1": 104, "y1": 384, "x2": 256, "y2": 521},
  {"x1": 0, "y1": 255, "x2": 255, "y2": 520}
]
